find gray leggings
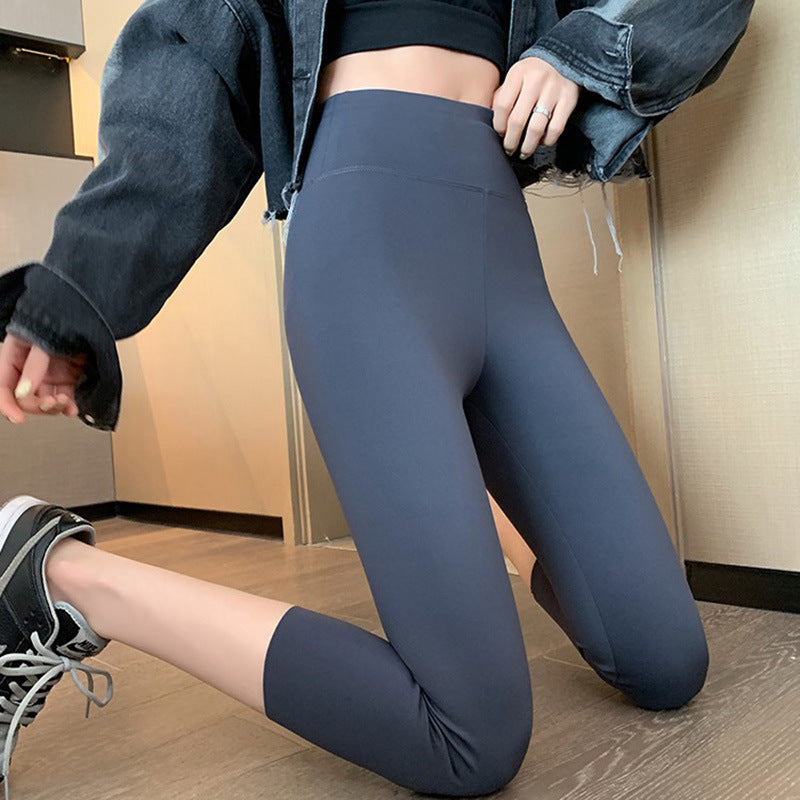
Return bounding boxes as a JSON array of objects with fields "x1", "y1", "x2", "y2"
[{"x1": 264, "y1": 88, "x2": 709, "y2": 797}]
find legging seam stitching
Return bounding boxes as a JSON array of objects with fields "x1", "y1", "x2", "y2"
[
  {"x1": 462, "y1": 396, "x2": 620, "y2": 681},
  {"x1": 302, "y1": 164, "x2": 520, "y2": 199}
]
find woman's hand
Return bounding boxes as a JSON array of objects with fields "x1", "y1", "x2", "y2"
[
  {"x1": 0, "y1": 332, "x2": 86, "y2": 424},
  {"x1": 491, "y1": 56, "x2": 581, "y2": 159}
]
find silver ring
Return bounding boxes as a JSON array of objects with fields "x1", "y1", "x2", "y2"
[{"x1": 532, "y1": 105, "x2": 552, "y2": 121}]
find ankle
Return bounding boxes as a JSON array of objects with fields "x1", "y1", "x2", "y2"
[
  {"x1": 45, "y1": 538, "x2": 98, "y2": 609},
  {"x1": 45, "y1": 537, "x2": 123, "y2": 640}
]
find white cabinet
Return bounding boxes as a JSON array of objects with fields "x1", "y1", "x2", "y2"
[{"x1": 0, "y1": 0, "x2": 85, "y2": 58}]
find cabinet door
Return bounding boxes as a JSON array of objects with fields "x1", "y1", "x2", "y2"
[{"x1": 0, "y1": 150, "x2": 114, "y2": 506}]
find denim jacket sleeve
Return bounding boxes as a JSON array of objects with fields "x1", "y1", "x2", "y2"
[
  {"x1": 517, "y1": 0, "x2": 756, "y2": 117},
  {"x1": 0, "y1": 0, "x2": 265, "y2": 432}
]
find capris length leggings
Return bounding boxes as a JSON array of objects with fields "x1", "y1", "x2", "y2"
[{"x1": 263, "y1": 88, "x2": 709, "y2": 796}]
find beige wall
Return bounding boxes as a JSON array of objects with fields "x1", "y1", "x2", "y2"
[
  {"x1": 524, "y1": 182, "x2": 634, "y2": 443},
  {"x1": 484, "y1": 177, "x2": 673, "y2": 559},
  {"x1": 615, "y1": 168, "x2": 678, "y2": 551},
  {"x1": 518, "y1": 2, "x2": 800, "y2": 575},
  {"x1": 69, "y1": 1, "x2": 294, "y2": 525},
  {"x1": 629, "y1": 2, "x2": 799, "y2": 571}
]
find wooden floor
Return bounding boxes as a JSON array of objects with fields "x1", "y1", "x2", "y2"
[{"x1": 12, "y1": 518, "x2": 800, "y2": 799}]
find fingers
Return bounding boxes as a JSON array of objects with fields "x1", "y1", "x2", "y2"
[
  {"x1": 518, "y1": 85, "x2": 561, "y2": 157},
  {"x1": 0, "y1": 336, "x2": 81, "y2": 423},
  {"x1": 491, "y1": 75, "x2": 523, "y2": 151},
  {"x1": 0, "y1": 335, "x2": 27, "y2": 424},
  {"x1": 540, "y1": 85, "x2": 577, "y2": 148},
  {"x1": 12, "y1": 344, "x2": 52, "y2": 416},
  {"x1": 38, "y1": 354, "x2": 84, "y2": 416},
  {"x1": 38, "y1": 385, "x2": 80, "y2": 416},
  {"x1": 492, "y1": 56, "x2": 580, "y2": 158}
]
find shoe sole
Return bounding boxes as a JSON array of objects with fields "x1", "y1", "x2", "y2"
[{"x1": 0, "y1": 495, "x2": 46, "y2": 554}]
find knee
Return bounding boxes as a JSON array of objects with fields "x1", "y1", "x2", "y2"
[
  {"x1": 455, "y1": 690, "x2": 533, "y2": 796},
  {"x1": 623, "y1": 626, "x2": 710, "y2": 711}
]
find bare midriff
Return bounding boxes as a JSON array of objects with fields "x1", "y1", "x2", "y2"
[{"x1": 315, "y1": 46, "x2": 502, "y2": 113}]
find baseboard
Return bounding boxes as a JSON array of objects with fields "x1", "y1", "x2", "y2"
[
  {"x1": 69, "y1": 501, "x2": 283, "y2": 539},
  {"x1": 70, "y1": 501, "x2": 117, "y2": 522},
  {"x1": 685, "y1": 560, "x2": 800, "y2": 614}
]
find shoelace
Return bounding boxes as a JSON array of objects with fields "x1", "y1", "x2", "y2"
[{"x1": 0, "y1": 630, "x2": 113, "y2": 800}]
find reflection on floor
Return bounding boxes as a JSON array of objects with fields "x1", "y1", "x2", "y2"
[{"x1": 313, "y1": 534, "x2": 520, "y2": 575}]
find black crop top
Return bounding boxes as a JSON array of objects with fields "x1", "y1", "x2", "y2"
[{"x1": 320, "y1": 0, "x2": 511, "y2": 76}]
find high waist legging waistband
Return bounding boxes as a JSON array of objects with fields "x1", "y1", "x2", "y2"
[
  {"x1": 303, "y1": 87, "x2": 522, "y2": 198},
  {"x1": 262, "y1": 87, "x2": 709, "y2": 797}
]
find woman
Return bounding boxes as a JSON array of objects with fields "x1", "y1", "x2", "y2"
[{"x1": 0, "y1": 0, "x2": 714, "y2": 796}]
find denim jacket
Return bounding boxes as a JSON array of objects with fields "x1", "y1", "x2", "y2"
[{"x1": 0, "y1": 0, "x2": 755, "y2": 431}]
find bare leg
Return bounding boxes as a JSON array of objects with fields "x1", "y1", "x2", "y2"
[
  {"x1": 46, "y1": 521, "x2": 531, "y2": 716},
  {"x1": 491, "y1": 494, "x2": 535, "y2": 587},
  {"x1": 45, "y1": 537, "x2": 294, "y2": 713}
]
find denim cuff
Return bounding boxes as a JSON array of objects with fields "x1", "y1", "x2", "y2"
[
  {"x1": 517, "y1": 8, "x2": 633, "y2": 113},
  {"x1": 0, "y1": 263, "x2": 122, "y2": 431}
]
